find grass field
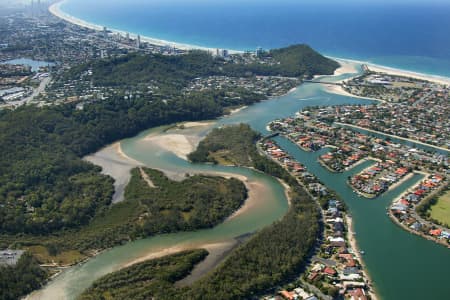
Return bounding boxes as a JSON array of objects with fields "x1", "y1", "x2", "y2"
[
  {"x1": 26, "y1": 245, "x2": 86, "y2": 266},
  {"x1": 429, "y1": 191, "x2": 450, "y2": 227}
]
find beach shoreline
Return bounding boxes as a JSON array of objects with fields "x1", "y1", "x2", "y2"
[
  {"x1": 327, "y1": 56, "x2": 450, "y2": 86},
  {"x1": 50, "y1": 1, "x2": 450, "y2": 86},
  {"x1": 48, "y1": 0, "x2": 242, "y2": 54}
]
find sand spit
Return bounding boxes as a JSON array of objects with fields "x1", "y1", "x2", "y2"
[{"x1": 84, "y1": 143, "x2": 142, "y2": 203}]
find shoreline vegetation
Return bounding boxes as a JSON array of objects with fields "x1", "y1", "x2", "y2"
[
  {"x1": 79, "y1": 124, "x2": 321, "y2": 299},
  {"x1": 1, "y1": 40, "x2": 338, "y2": 299}
]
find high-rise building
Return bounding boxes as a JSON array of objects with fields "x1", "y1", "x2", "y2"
[
  {"x1": 256, "y1": 47, "x2": 264, "y2": 57},
  {"x1": 136, "y1": 35, "x2": 141, "y2": 48}
]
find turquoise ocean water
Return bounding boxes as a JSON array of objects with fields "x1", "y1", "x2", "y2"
[{"x1": 60, "y1": 0, "x2": 450, "y2": 77}]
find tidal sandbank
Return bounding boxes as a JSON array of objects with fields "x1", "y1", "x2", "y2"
[{"x1": 84, "y1": 142, "x2": 142, "y2": 203}]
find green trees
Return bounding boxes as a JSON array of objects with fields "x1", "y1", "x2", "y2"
[
  {"x1": 0, "y1": 253, "x2": 47, "y2": 300},
  {"x1": 185, "y1": 187, "x2": 319, "y2": 299},
  {"x1": 125, "y1": 168, "x2": 248, "y2": 235},
  {"x1": 188, "y1": 123, "x2": 260, "y2": 165},
  {"x1": 268, "y1": 44, "x2": 340, "y2": 77},
  {"x1": 79, "y1": 250, "x2": 208, "y2": 300},
  {"x1": 78, "y1": 125, "x2": 321, "y2": 299},
  {"x1": 0, "y1": 45, "x2": 337, "y2": 235},
  {"x1": 0, "y1": 45, "x2": 334, "y2": 298},
  {"x1": 71, "y1": 45, "x2": 338, "y2": 91}
]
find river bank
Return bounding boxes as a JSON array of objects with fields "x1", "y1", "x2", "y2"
[
  {"x1": 345, "y1": 215, "x2": 378, "y2": 300},
  {"x1": 389, "y1": 175, "x2": 450, "y2": 248}
]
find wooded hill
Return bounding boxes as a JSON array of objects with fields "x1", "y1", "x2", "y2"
[{"x1": 64, "y1": 44, "x2": 338, "y2": 91}]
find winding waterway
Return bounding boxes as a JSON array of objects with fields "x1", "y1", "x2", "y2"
[{"x1": 31, "y1": 66, "x2": 450, "y2": 300}]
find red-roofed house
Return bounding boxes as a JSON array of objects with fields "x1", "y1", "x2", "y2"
[
  {"x1": 323, "y1": 267, "x2": 337, "y2": 276},
  {"x1": 429, "y1": 229, "x2": 442, "y2": 236},
  {"x1": 279, "y1": 290, "x2": 294, "y2": 300},
  {"x1": 349, "y1": 288, "x2": 367, "y2": 300},
  {"x1": 400, "y1": 199, "x2": 409, "y2": 206}
]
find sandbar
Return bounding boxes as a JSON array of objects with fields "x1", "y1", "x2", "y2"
[
  {"x1": 333, "y1": 59, "x2": 360, "y2": 76},
  {"x1": 144, "y1": 133, "x2": 196, "y2": 161},
  {"x1": 324, "y1": 84, "x2": 384, "y2": 102},
  {"x1": 84, "y1": 142, "x2": 142, "y2": 203}
]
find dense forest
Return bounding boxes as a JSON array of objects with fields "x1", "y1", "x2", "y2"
[
  {"x1": 188, "y1": 123, "x2": 299, "y2": 185},
  {"x1": 125, "y1": 167, "x2": 247, "y2": 235},
  {"x1": 188, "y1": 123, "x2": 261, "y2": 165},
  {"x1": 0, "y1": 45, "x2": 335, "y2": 298},
  {"x1": 267, "y1": 44, "x2": 340, "y2": 77},
  {"x1": 79, "y1": 249, "x2": 209, "y2": 300},
  {"x1": 63, "y1": 45, "x2": 337, "y2": 91},
  {"x1": 184, "y1": 125, "x2": 320, "y2": 298},
  {"x1": 0, "y1": 95, "x2": 225, "y2": 235},
  {"x1": 0, "y1": 167, "x2": 247, "y2": 253},
  {"x1": 0, "y1": 253, "x2": 47, "y2": 300},
  {"x1": 0, "y1": 45, "x2": 336, "y2": 236},
  {"x1": 79, "y1": 125, "x2": 320, "y2": 299}
]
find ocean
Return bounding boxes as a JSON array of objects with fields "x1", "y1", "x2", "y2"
[{"x1": 59, "y1": 0, "x2": 450, "y2": 77}]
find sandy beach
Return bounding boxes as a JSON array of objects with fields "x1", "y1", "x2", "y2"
[
  {"x1": 333, "y1": 59, "x2": 360, "y2": 76},
  {"x1": 226, "y1": 179, "x2": 269, "y2": 221},
  {"x1": 329, "y1": 56, "x2": 450, "y2": 86},
  {"x1": 324, "y1": 84, "x2": 384, "y2": 102},
  {"x1": 49, "y1": 1, "x2": 241, "y2": 54},
  {"x1": 367, "y1": 64, "x2": 450, "y2": 86},
  {"x1": 226, "y1": 105, "x2": 248, "y2": 115},
  {"x1": 145, "y1": 133, "x2": 196, "y2": 161},
  {"x1": 122, "y1": 241, "x2": 234, "y2": 269},
  {"x1": 143, "y1": 121, "x2": 215, "y2": 160},
  {"x1": 181, "y1": 121, "x2": 215, "y2": 128}
]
